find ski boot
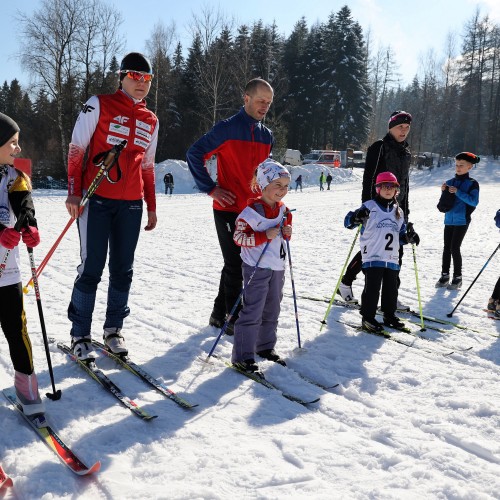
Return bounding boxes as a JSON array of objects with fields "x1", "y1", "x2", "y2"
[
  {"x1": 361, "y1": 317, "x2": 384, "y2": 333},
  {"x1": 447, "y1": 275, "x2": 462, "y2": 290},
  {"x1": 257, "y1": 349, "x2": 287, "y2": 366},
  {"x1": 14, "y1": 371, "x2": 44, "y2": 417},
  {"x1": 435, "y1": 273, "x2": 450, "y2": 288}
]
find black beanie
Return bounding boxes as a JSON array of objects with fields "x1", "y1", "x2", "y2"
[
  {"x1": 388, "y1": 110, "x2": 412, "y2": 129},
  {"x1": 0, "y1": 112, "x2": 20, "y2": 147},
  {"x1": 455, "y1": 151, "x2": 480, "y2": 164},
  {"x1": 119, "y1": 52, "x2": 152, "y2": 81}
]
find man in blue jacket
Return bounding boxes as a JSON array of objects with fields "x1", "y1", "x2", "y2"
[{"x1": 186, "y1": 79, "x2": 274, "y2": 334}]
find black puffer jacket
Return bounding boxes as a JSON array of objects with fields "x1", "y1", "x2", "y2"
[{"x1": 361, "y1": 133, "x2": 411, "y2": 219}]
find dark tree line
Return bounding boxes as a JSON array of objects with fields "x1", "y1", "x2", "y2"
[{"x1": 1, "y1": 3, "x2": 500, "y2": 179}]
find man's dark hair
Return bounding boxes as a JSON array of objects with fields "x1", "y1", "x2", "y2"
[{"x1": 245, "y1": 78, "x2": 273, "y2": 96}]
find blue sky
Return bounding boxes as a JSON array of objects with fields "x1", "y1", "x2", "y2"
[{"x1": 2, "y1": 0, "x2": 499, "y2": 89}]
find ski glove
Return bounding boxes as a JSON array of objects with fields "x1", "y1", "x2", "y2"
[
  {"x1": 22, "y1": 226, "x2": 40, "y2": 248},
  {"x1": 406, "y1": 223, "x2": 420, "y2": 246},
  {"x1": 351, "y1": 207, "x2": 370, "y2": 226},
  {"x1": 0, "y1": 227, "x2": 21, "y2": 249}
]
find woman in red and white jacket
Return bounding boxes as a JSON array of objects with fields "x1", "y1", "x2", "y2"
[
  {"x1": 231, "y1": 159, "x2": 292, "y2": 374},
  {"x1": 64, "y1": 52, "x2": 158, "y2": 361}
]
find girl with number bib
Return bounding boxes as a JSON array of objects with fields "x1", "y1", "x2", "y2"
[
  {"x1": 345, "y1": 172, "x2": 419, "y2": 333},
  {"x1": 231, "y1": 159, "x2": 292, "y2": 374}
]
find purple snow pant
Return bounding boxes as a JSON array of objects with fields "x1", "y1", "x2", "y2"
[{"x1": 231, "y1": 263, "x2": 285, "y2": 363}]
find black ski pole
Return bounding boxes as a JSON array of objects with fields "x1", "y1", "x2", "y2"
[
  {"x1": 447, "y1": 242, "x2": 500, "y2": 317},
  {"x1": 26, "y1": 242, "x2": 62, "y2": 400}
]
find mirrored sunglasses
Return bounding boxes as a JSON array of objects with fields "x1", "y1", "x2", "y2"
[{"x1": 121, "y1": 71, "x2": 153, "y2": 82}]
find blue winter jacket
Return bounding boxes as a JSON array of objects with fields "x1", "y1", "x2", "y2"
[{"x1": 443, "y1": 173, "x2": 479, "y2": 226}]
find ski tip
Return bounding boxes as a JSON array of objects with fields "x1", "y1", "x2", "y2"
[
  {"x1": 306, "y1": 397, "x2": 321, "y2": 404},
  {"x1": 75, "y1": 460, "x2": 102, "y2": 476},
  {"x1": 1, "y1": 477, "x2": 13, "y2": 489}
]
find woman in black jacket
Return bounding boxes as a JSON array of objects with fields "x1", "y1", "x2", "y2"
[{"x1": 338, "y1": 111, "x2": 413, "y2": 306}]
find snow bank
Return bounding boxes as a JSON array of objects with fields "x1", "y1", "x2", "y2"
[{"x1": 154, "y1": 159, "x2": 363, "y2": 194}]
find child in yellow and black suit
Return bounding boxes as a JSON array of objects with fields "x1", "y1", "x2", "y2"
[{"x1": 0, "y1": 112, "x2": 43, "y2": 415}]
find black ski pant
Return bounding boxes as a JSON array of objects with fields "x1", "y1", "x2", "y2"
[
  {"x1": 491, "y1": 277, "x2": 500, "y2": 301},
  {"x1": 343, "y1": 247, "x2": 404, "y2": 288},
  {"x1": 441, "y1": 224, "x2": 469, "y2": 277},
  {"x1": 212, "y1": 209, "x2": 243, "y2": 322},
  {"x1": 360, "y1": 267, "x2": 398, "y2": 321},
  {"x1": 0, "y1": 282, "x2": 34, "y2": 375}
]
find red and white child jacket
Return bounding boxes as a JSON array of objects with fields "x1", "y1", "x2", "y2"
[{"x1": 233, "y1": 199, "x2": 292, "y2": 271}]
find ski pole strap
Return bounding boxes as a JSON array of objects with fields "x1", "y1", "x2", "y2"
[{"x1": 90, "y1": 139, "x2": 127, "y2": 188}]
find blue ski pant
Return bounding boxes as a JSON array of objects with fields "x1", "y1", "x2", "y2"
[
  {"x1": 68, "y1": 195, "x2": 143, "y2": 337},
  {"x1": 231, "y1": 263, "x2": 285, "y2": 363}
]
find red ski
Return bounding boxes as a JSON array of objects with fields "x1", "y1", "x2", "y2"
[
  {"x1": 3, "y1": 389, "x2": 100, "y2": 476},
  {"x1": 0, "y1": 464, "x2": 13, "y2": 490}
]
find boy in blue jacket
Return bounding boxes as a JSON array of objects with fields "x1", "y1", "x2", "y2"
[{"x1": 436, "y1": 152, "x2": 480, "y2": 290}]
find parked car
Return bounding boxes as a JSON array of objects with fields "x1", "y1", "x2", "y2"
[
  {"x1": 352, "y1": 151, "x2": 365, "y2": 168},
  {"x1": 303, "y1": 150, "x2": 341, "y2": 167},
  {"x1": 281, "y1": 149, "x2": 303, "y2": 166}
]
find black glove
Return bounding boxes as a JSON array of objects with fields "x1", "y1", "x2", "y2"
[
  {"x1": 351, "y1": 207, "x2": 370, "y2": 225},
  {"x1": 406, "y1": 222, "x2": 420, "y2": 246}
]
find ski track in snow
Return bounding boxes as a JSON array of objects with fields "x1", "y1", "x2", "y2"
[{"x1": 0, "y1": 163, "x2": 499, "y2": 499}]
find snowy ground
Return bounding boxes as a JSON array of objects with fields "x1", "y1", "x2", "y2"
[{"x1": 1, "y1": 160, "x2": 499, "y2": 499}]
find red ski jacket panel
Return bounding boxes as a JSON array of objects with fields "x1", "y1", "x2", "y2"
[
  {"x1": 68, "y1": 90, "x2": 159, "y2": 211},
  {"x1": 186, "y1": 108, "x2": 273, "y2": 214}
]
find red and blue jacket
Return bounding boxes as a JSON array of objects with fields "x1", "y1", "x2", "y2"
[{"x1": 186, "y1": 107, "x2": 273, "y2": 213}]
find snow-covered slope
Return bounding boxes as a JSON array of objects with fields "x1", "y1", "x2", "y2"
[{"x1": 1, "y1": 159, "x2": 499, "y2": 499}]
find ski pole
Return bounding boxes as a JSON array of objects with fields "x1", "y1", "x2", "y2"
[
  {"x1": 447, "y1": 242, "x2": 500, "y2": 317},
  {"x1": 320, "y1": 224, "x2": 361, "y2": 331},
  {"x1": 285, "y1": 237, "x2": 301, "y2": 349},
  {"x1": 206, "y1": 211, "x2": 291, "y2": 360},
  {"x1": 26, "y1": 243, "x2": 62, "y2": 400},
  {"x1": 410, "y1": 242, "x2": 425, "y2": 331},
  {"x1": 0, "y1": 213, "x2": 28, "y2": 279},
  {"x1": 23, "y1": 140, "x2": 127, "y2": 294}
]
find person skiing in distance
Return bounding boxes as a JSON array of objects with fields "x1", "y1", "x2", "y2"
[
  {"x1": 319, "y1": 172, "x2": 325, "y2": 191},
  {"x1": 231, "y1": 159, "x2": 292, "y2": 373},
  {"x1": 295, "y1": 174, "x2": 303, "y2": 192},
  {"x1": 163, "y1": 172, "x2": 174, "y2": 195},
  {"x1": 338, "y1": 110, "x2": 413, "y2": 309},
  {"x1": 344, "y1": 172, "x2": 419, "y2": 333},
  {"x1": 186, "y1": 78, "x2": 274, "y2": 335},
  {"x1": 487, "y1": 209, "x2": 500, "y2": 317},
  {"x1": 435, "y1": 152, "x2": 480, "y2": 290},
  {"x1": 326, "y1": 172, "x2": 333, "y2": 190},
  {"x1": 0, "y1": 112, "x2": 44, "y2": 415},
  {"x1": 65, "y1": 52, "x2": 159, "y2": 360}
]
